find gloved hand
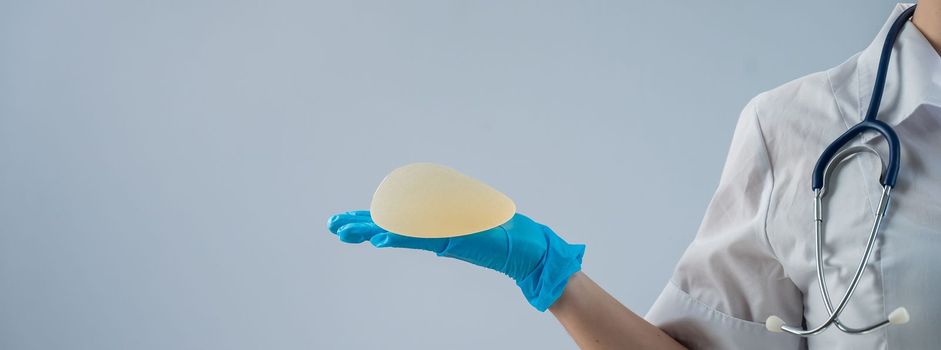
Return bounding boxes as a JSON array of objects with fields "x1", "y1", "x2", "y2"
[{"x1": 327, "y1": 210, "x2": 585, "y2": 311}]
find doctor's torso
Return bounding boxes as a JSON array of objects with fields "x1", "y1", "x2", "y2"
[{"x1": 646, "y1": 4, "x2": 941, "y2": 349}]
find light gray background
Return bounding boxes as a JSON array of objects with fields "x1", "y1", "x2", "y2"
[{"x1": 0, "y1": 1, "x2": 900, "y2": 349}]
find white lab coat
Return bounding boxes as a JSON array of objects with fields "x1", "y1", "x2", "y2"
[{"x1": 644, "y1": 3, "x2": 941, "y2": 349}]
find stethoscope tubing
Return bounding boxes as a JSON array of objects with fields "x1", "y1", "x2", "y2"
[
  {"x1": 773, "y1": 4, "x2": 917, "y2": 337},
  {"x1": 810, "y1": 5, "x2": 914, "y2": 190}
]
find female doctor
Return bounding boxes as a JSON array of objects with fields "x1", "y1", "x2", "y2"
[{"x1": 328, "y1": 2, "x2": 941, "y2": 348}]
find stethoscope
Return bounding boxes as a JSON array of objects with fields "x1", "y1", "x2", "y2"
[{"x1": 764, "y1": 5, "x2": 916, "y2": 336}]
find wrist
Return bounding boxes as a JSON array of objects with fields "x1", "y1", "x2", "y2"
[
  {"x1": 515, "y1": 228, "x2": 585, "y2": 311},
  {"x1": 548, "y1": 271, "x2": 586, "y2": 314}
]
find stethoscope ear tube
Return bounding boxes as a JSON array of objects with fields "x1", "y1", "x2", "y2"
[{"x1": 810, "y1": 5, "x2": 914, "y2": 191}]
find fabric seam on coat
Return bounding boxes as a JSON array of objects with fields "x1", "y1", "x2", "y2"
[
  {"x1": 829, "y1": 67, "x2": 881, "y2": 216},
  {"x1": 750, "y1": 94, "x2": 784, "y2": 266},
  {"x1": 666, "y1": 279, "x2": 773, "y2": 327}
]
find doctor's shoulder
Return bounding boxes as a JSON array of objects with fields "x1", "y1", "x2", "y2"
[
  {"x1": 724, "y1": 50, "x2": 872, "y2": 195},
  {"x1": 740, "y1": 51, "x2": 867, "y2": 157},
  {"x1": 748, "y1": 52, "x2": 863, "y2": 132}
]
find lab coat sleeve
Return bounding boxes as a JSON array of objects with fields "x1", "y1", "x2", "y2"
[{"x1": 644, "y1": 97, "x2": 805, "y2": 350}]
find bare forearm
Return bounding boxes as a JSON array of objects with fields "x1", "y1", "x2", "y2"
[{"x1": 549, "y1": 272, "x2": 687, "y2": 350}]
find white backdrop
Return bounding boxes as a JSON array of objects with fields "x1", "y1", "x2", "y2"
[{"x1": 0, "y1": 1, "x2": 900, "y2": 349}]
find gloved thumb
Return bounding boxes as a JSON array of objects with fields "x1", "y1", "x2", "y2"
[
  {"x1": 328, "y1": 210, "x2": 450, "y2": 254},
  {"x1": 369, "y1": 232, "x2": 449, "y2": 253},
  {"x1": 334, "y1": 222, "x2": 386, "y2": 243}
]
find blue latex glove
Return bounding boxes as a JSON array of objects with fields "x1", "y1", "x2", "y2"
[{"x1": 327, "y1": 210, "x2": 585, "y2": 311}]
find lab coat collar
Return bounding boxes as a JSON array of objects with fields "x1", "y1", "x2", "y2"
[{"x1": 852, "y1": 3, "x2": 941, "y2": 141}]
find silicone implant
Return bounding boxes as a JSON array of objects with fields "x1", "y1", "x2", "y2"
[{"x1": 370, "y1": 163, "x2": 516, "y2": 238}]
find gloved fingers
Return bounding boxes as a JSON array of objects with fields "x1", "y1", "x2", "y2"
[
  {"x1": 335, "y1": 222, "x2": 386, "y2": 243},
  {"x1": 327, "y1": 210, "x2": 373, "y2": 234},
  {"x1": 345, "y1": 210, "x2": 372, "y2": 217},
  {"x1": 369, "y1": 232, "x2": 449, "y2": 253}
]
